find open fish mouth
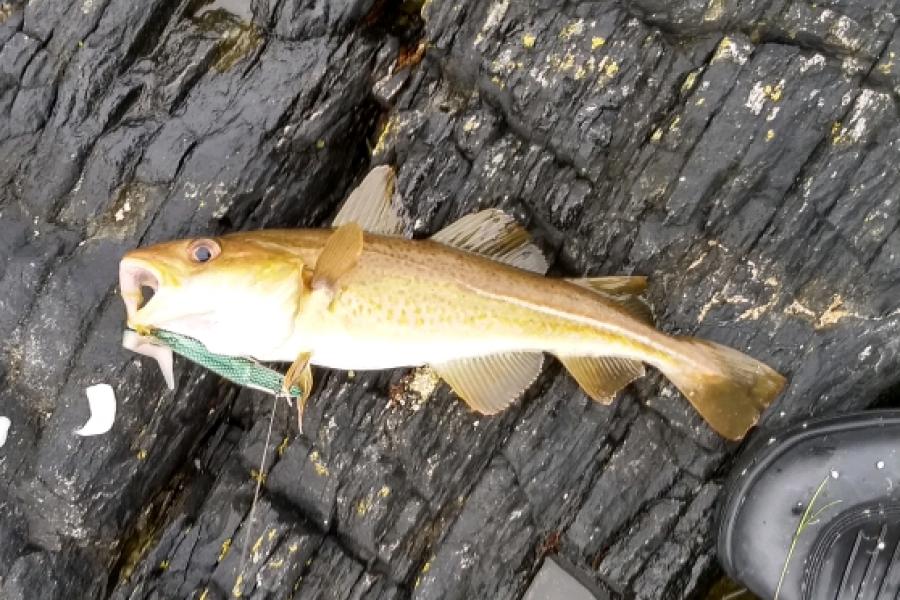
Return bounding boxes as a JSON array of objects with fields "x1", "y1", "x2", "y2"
[{"x1": 119, "y1": 258, "x2": 161, "y2": 324}]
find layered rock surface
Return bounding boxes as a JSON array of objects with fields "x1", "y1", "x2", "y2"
[{"x1": 1, "y1": 0, "x2": 898, "y2": 598}]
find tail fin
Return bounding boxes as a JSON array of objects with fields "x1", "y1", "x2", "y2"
[{"x1": 659, "y1": 338, "x2": 786, "y2": 440}]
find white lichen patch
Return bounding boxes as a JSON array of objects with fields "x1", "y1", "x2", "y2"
[
  {"x1": 558, "y1": 18, "x2": 584, "y2": 40},
  {"x1": 686, "y1": 251, "x2": 708, "y2": 271},
  {"x1": 827, "y1": 13, "x2": 862, "y2": 53},
  {"x1": 114, "y1": 199, "x2": 131, "y2": 222},
  {"x1": 746, "y1": 81, "x2": 783, "y2": 115},
  {"x1": 210, "y1": 181, "x2": 232, "y2": 219},
  {"x1": 738, "y1": 294, "x2": 778, "y2": 320},
  {"x1": 799, "y1": 53, "x2": 826, "y2": 72},
  {"x1": 816, "y1": 295, "x2": 851, "y2": 328},
  {"x1": 785, "y1": 300, "x2": 817, "y2": 319},
  {"x1": 462, "y1": 115, "x2": 480, "y2": 133},
  {"x1": 832, "y1": 89, "x2": 882, "y2": 145},
  {"x1": 783, "y1": 295, "x2": 885, "y2": 329},
  {"x1": 703, "y1": 0, "x2": 725, "y2": 22},
  {"x1": 75, "y1": 384, "x2": 117, "y2": 436},
  {"x1": 489, "y1": 48, "x2": 519, "y2": 76},
  {"x1": 474, "y1": 0, "x2": 510, "y2": 47}
]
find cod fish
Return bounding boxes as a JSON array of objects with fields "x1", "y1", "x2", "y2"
[{"x1": 120, "y1": 167, "x2": 786, "y2": 440}]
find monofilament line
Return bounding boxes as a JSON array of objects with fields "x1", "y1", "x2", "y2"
[{"x1": 236, "y1": 392, "x2": 283, "y2": 593}]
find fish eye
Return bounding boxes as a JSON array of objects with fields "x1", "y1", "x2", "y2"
[{"x1": 188, "y1": 239, "x2": 221, "y2": 263}]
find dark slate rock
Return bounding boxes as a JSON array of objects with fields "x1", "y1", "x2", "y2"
[
  {"x1": 291, "y1": 538, "x2": 402, "y2": 600},
  {"x1": 412, "y1": 455, "x2": 538, "y2": 600},
  {"x1": 2, "y1": 545, "x2": 107, "y2": 600},
  {"x1": 2, "y1": 0, "x2": 900, "y2": 599}
]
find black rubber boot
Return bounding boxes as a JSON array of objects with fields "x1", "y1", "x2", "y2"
[{"x1": 717, "y1": 410, "x2": 900, "y2": 600}]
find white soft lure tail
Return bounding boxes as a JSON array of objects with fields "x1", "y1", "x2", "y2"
[
  {"x1": 122, "y1": 330, "x2": 175, "y2": 389},
  {"x1": 0, "y1": 416, "x2": 10, "y2": 448},
  {"x1": 75, "y1": 384, "x2": 117, "y2": 436}
]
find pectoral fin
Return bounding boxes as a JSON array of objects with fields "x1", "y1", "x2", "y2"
[
  {"x1": 284, "y1": 352, "x2": 313, "y2": 433},
  {"x1": 431, "y1": 209, "x2": 548, "y2": 274},
  {"x1": 332, "y1": 165, "x2": 405, "y2": 236},
  {"x1": 313, "y1": 223, "x2": 364, "y2": 295},
  {"x1": 557, "y1": 355, "x2": 645, "y2": 404},
  {"x1": 432, "y1": 352, "x2": 543, "y2": 414}
]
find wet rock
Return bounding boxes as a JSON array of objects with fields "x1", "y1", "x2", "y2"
[{"x1": 2, "y1": 0, "x2": 900, "y2": 599}]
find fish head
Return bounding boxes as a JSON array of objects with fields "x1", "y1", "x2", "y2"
[{"x1": 119, "y1": 235, "x2": 307, "y2": 354}]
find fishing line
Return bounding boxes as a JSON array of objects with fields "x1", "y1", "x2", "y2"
[
  {"x1": 236, "y1": 391, "x2": 284, "y2": 592},
  {"x1": 130, "y1": 328, "x2": 304, "y2": 592},
  {"x1": 127, "y1": 327, "x2": 305, "y2": 592}
]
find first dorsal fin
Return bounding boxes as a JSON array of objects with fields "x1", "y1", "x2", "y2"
[
  {"x1": 566, "y1": 277, "x2": 654, "y2": 325},
  {"x1": 431, "y1": 209, "x2": 548, "y2": 274},
  {"x1": 432, "y1": 352, "x2": 543, "y2": 414},
  {"x1": 332, "y1": 166, "x2": 405, "y2": 236},
  {"x1": 557, "y1": 355, "x2": 645, "y2": 404}
]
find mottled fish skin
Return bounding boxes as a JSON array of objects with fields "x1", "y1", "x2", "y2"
[
  {"x1": 297, "y1": 231, "x2": 666, "y2": 367},
  {"x1": 120, "y1": 195, "x2": 786, "y2": 441},
  {"x1": 123, "y1": 230, "x2": 660, "y2": 362}
]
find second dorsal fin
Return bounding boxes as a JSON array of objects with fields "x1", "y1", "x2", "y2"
[{"x1": 430, "y1": 209, "x2": 548, "y2": 274}]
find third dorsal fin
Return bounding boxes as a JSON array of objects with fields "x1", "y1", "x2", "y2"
[
  {"x1": 566, "y1": 275, "x2": 647, "y2": 296},
  {"x1": 431, "y1": 209, "x2": 548, "y2": 274},
  {"x1": 566, "y1": 277, "x2": 654, "y2": 325}
]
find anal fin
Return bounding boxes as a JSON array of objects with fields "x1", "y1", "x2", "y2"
[
  {"x1": 432, "y1": 352, "x2": 543, "y2": 414},
  {"x1": 557, "y1": 355, "x2": 645, "y2": 404}
]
